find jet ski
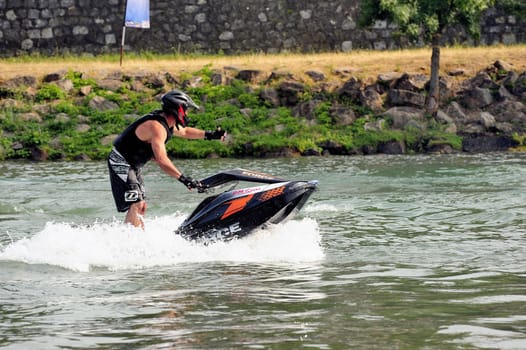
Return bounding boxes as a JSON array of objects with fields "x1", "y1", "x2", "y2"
[{"x1": 175, "y1": 168, "x2": 318, "y2": 242}]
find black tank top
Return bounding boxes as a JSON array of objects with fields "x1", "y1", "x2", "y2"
[{"x1": 113, "y1": 110, "x2": 173, "y2": 168}]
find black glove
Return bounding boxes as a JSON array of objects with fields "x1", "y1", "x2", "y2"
[
  {"x1": 205, "y1": 127, "x2": 226, "y2": 140},
  {"x1": 179, "y1": 174, "x2": 202, "y2": 191}
]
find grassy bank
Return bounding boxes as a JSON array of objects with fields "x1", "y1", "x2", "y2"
[{"x1": 1, "y1": 46, "x2": 525, "y2": 160}]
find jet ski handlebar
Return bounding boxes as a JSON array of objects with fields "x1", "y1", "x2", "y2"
[{"x1": 198, "y1": 168, "x2": 287, "y2": 192}]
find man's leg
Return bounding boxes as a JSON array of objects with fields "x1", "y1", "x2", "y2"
[{"x1": 125, "y1": 200, "x2": 147, "y2": 228}]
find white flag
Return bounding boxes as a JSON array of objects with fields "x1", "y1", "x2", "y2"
[{"x1": 125, "y1": 0, "x2": 150, "y2": 29}]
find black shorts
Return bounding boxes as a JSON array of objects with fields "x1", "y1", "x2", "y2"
[{"x1": 108, "y1": 148, "x2": 145, "y2": 212}]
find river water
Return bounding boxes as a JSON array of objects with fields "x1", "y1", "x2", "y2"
[{"x1": 1, "y1": 154, "x2": 525, "y2": 349}]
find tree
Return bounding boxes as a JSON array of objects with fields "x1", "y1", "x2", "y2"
[
  {"x1": 495, "y1": 0, "x2": 526, "y2": 18},
  {"x1": 359, "y1": 0, "x2": 495, "y2": 116}
]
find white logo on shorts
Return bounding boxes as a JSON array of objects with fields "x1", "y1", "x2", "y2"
[{"x1": 124, "y1": 190, "x2": 139, "y2": 202}]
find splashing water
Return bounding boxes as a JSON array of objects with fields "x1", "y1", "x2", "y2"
[{"x1": 0, "y1": 214, "x2": 323, "y2": 272}]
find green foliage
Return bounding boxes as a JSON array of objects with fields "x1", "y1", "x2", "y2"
[
  {"x1": 35, "y1": 83, "x2": 66, "y2": 101},
  {"x1": 314, "y1": 102, "x2": 333, "y2": 127},
  {"x1": 495, "y1": 0, "x2": 526, "y2": 18},
  {"x1": 360, "y1": 0, "x2": 495, "y2": 41},
  {"x1": 54, "y1": 100, "x2": 80, "y2": 115},
  {"x1": 65, "y1": 70, "x2": 98, "y2": 88}
]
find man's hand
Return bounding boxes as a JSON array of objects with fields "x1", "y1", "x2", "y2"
[
  {"x1": 179, "y1": 174, "x2": 202, "y2": 191},
  {"x1": 205, "y1": 127, "x2": 226, "y2": 141}
]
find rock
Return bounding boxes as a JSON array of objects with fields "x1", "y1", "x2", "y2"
[
  {"x1": 130, "y1": 80, "x2": 149, "y2": 92},
  {"x1": 23, "y1": 86, "x2": 38, "y2": 99},
  {"x1": 143, "y1": 73, "x2": 165, "y2": 89},
  {"x1": 377, "y1": 72, "x2": 403, "y2": 87},
  {"x1": 259, "y1": 88, "x2": 280, "y2": 107},
  {"x1": 488, "y1": 100, "x2": 526, "y2": 125},
  {"x1": 182, "y1": 76, "x2": 204, "y2": 89},
  {"x1": 74, "y1": 153, "x2": 91, "y2": 161},
  {"x1": 33, "y1": 104, "x2": 51, "y2": 115},
  {"x1": 55, "y1": 113, "x2": 70, "y2": 123},
  {"x1": 277, "y1": 81, "x2": 305, "y2": 106},
  {"x1": 1, "y1": 75, "x2": 37, "y2": 89},
  {"x1": 461, "y1": 87, "x2": 494, "y2": 109},
  {"x1": 76, "y1": 124, "x2": 90, "y2": 133},
  {"x1": 30, "y1": 146, "x2": 48, "y2": 161},
  {"x1": 511, "y1": 72, "x2": 526, "y2": 97},
  {"x1": 319, "y1": 140, "x2": 349, "y2": 155},
  {"x1": 54, "y1": 79, "x2": 74, "y2": 93},
  {"x1": 101, "y1": 134, "x2": 117, "y2": 146},
  {"x1": 462, "y1": 135, "x2": 519, "y2": 152},
  {"x1": 79, "y1": 85, "x2": 92, "y2": 96},
  {"x1": 479, "y1": 111, "x2": 496, "y2": 129},
  {"x1": 293, "y1": 100, "x2": 322, "y2": 122},
  {"x1": 393, "y1": 73, "x2": 428, "y2": 91},
  {"x1": 384, "y1": 106, "x2": 425, "y2": 130},
  {"x1": 364, "y1": 119, "x2": 385, "y2": 131},
  {"x1": 337, "y1": 77, "x2": 363, "y2": 102},
  {"x1": 387, "y1": 89, "x2": 426, "y2": 108},
  {"x1": 164, "y1": 72, "x2": 180, "y2": 86},
  {"x1": 378, "y1": 140, "x2": 405, "y2": 154},
  {"x1": 496, "y1": 85, "x2": 515, "y2": 101},
  {"x1": 305, "y1": 70, "x2": 326, "y2": 82},
  {"x1": 42, "y1": 71, "x2": 67, "y2": 83},
  {"x1": 435, "y1": 109, "x2": 454, "y2": 125},
  {"x1": 493, "y1": 59, "x2": 514, "y2": 72},
  {"x1": 301, "y1": 148, "x2": 321, "y2": 156},
  {"x1": 360, "y1": 85, "x2": 384, "y2": 113},
  {"x1": 236, "y1": 70, "x2": 263, "y2": 82},
  {"x1": 265, "y1": 71, "x2": 294, "y2": 83},
  {"x1": 210, "y1": 72, "x2": 223, "y2": 85},
  {"x1": 502, "y1": 71, "x2": 519, "y2": 90},
  {"x1": 0, "y1": 98, "x2": 21, "y2": 108},
  {"x1": 464, "y1": 72, "x2": 499, "y2": 90},
  {"x1": 445, "y1": 101, "x2": 468, "y2": 124},
  {"x1": 97, "y1": 79, "x2": 122, "y2": 91},
  {"x1": 426, "y1": 144, "x2": 456, "y2": 154},
  {"x1": 88, "y1": 95, "x2": 119, "y2": 111},
  {"x1": 447, "y1": 69, "x2": 465, "y2": 77},
  {"x1": 330, "y1": 105, "x2": 356, "y2": 126},
  {"x1": 495, "y1": 122, "x2": 514, "y2": 134},
  {"x1": 20, "y1": 112, "x2": 42, "y2": 122}
]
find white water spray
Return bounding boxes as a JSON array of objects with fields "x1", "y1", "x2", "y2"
[{"x1": 0, "y1": 214, "x2": 323, "y2": 272}]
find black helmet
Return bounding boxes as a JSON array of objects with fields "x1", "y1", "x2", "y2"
[{"x1": 161, "y1": 90, "x2": 200, "y2": 129}]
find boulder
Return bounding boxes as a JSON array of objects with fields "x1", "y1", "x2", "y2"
[
  {"x1": 236, "y1": 69, "x2": 263, "y2": 82},
  {"x1": 337, "y1": 77, "x2": 363, "y2": 102},
  {"x1": 488, "y1": 100, "x2": 526, "y2": 124},
  {"x1": 387, "y1": 89, "x2": 426, "y2": 108},
  {"x1": 461, "y1": 87, "x2": 494, "y2": 109},
  {"x1": 97, "y1": 79, "x2": 122, "y2": 91},
  {"x1": 277, "y1": 81, "x2": 305, "y2": 106},
  {"x1": 293, "y1": 100, "x2": 322, "y2": 122},
  {"x1": 393, "y1": 73, "x2": 428, "y2": 91},
  {"x1": 88, "y1": 95, "x2": 119, "y2": 111},
  {"x1": 462, "y1": 135, "x2": 519, "y2": 152},
  {"x1": 445, "y1": 101, "x2": 468, "y2": 124},
  {"x1": 305, "y1": 70, "x2": 326, "y2": 82},
  {"x1": 259, "y1": 88, "x2": 280, "y2": 107},
  {"x1": 42, "y1": 71, "x2": 67, "y2": 83},
  {"x1": 330, "y1": 105, "x2": 356, "y2": 126},
  {"x1": 378, "y1": 140, "x2": 405, "y2": 154},
  {"x1": 54, "y1": 79, "x2": 74, "y2": 93},
  {"x1": 383, "y1": 106, "x2": 425, "y2": 130},
  {"x1": 360, "y1": 85, "x2": 384, "y2": 113}
]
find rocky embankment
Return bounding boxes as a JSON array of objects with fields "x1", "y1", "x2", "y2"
[{"x1": 1, "y1": 59, "x2": 525, "y2": 160}]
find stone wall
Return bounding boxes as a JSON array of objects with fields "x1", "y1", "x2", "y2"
[{"x1": 1, "y1": 0, "x2": 525, "y2": 57}]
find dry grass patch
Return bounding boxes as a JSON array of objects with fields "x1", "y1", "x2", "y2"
[{"x1": 1, "y1": 45, "x2": 525, "y2": 83}]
